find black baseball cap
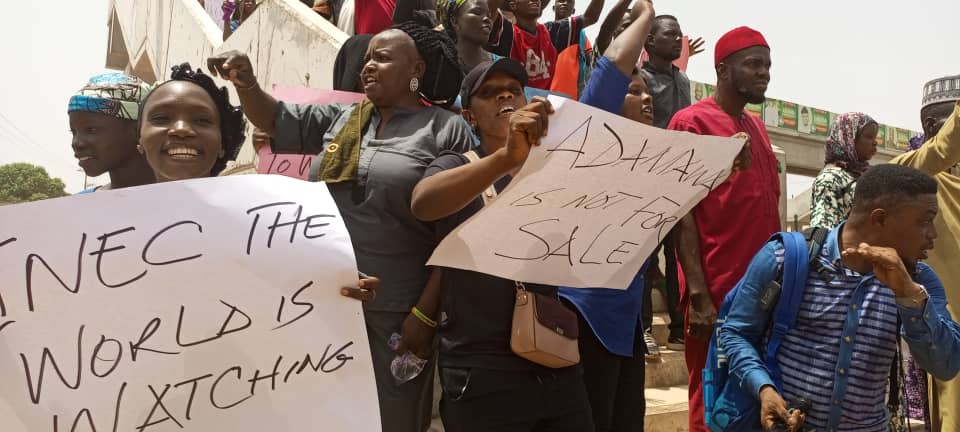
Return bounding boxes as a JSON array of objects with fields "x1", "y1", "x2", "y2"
[{"x1": 460, "y1": 58, "x2": 528, "y2": 109}]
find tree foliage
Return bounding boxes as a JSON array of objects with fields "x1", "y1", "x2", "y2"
[{"x1": 0, "y1": 163, "x2": 68, "y2": 203}]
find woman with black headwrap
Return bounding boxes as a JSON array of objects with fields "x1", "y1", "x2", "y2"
[{"x1": 208, "y1": 20, "x2": 469, "y2": 432}]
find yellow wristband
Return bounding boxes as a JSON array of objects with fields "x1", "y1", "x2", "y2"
[{"x1": 411, "y1": 306, "x2": 437, "y2": 328}]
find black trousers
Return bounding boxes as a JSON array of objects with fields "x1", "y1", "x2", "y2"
[
  {"x1": 577, "y1": 311, "x2": 647, "y2": 432},
  {"x1": 439, "y1": 365, "x2": 594, "y2": 432},
  {"x1": 641, "y1": 232, "x2": 683, "y2": 338},
  {"x1": 365, "y1": 310, "x2": 436, "y2": 432}
]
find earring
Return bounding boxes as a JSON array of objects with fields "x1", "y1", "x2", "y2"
[
  {"x1": 409, "y1": 77, "x2": 420, "y2": 93},
  {"x1": 137, "y1": 144, "x2": 145, "y2": 155}
]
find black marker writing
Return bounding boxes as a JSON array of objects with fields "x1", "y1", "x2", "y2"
[
  {"x1": 273, "y1": 281, "x2": 316, "y2": 331},
  {"x1": 129, "y1": 318, "x2": 181, "y2": 361},
  {"x1": 88, "y1": 227, "x2": 147, "y2": 289},
  {"x1": 136, "y1": 384, "x2": 184, "y2": 432},
  {"x1": 20, "y1": 325, "x2": 85, "y2": 404},
  {"x1": 210, "y1": 366, "x2": 252, "y2": 410},
  {"x1": 509, "y1": 188, "x2": 566, "y2": 207},
  {"x1": 245, "y1": 202, "x2": 336, "y2": 255},
  {"x1": 141, "y1": 221, "x2": 203, "y2": 266},
  {"x1": 23, "y1": 234, "x2": 87, "y2": 314},
  {"x1": 175, "y1": 301, "x2": 253, "y2": 348}
]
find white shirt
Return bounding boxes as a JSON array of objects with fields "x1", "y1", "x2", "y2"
[{"x1": 338, "y1": 0, "x2": 354, "y2": 36}]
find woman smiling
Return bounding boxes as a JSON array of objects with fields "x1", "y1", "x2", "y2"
[{"x1": 137, "y1": 63, "x2": 245, "y2": 182}]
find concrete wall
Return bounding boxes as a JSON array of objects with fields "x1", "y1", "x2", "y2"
[{"x1": 106, "y1": 0, "x2": 347, "y2": 171}]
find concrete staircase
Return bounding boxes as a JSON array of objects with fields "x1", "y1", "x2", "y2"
[{"x1": 645, "y1": 288, "x2": 690, "y2": 432}]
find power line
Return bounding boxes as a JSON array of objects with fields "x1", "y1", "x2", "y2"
[
  {"x1": 0, "y1": 110, "x2": 72, "y2": 167},
  {"x1": 0, "y1": 111, "x2": 45, "y2": 151},
  {"x1": 0, "y1": 123, "x2": 44, "y2": 161}
]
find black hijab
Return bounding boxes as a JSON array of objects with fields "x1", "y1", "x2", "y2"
[{"x1": 333, "y1": 34, "x2": 373, "y2": 92}]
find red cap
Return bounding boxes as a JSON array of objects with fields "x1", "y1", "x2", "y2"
[{"x1": 714, "y1": 26, "x2": 769, "y2": 66}]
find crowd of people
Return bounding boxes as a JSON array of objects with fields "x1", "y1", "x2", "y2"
[{"x1": 65, "y1": 0, "x2": 960, "y2": 431}]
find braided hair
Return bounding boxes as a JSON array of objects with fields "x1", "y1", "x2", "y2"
[
  {"x1": 139, "y1": 63, "x2": 247, "y2": 177},
  {"x1": 393, "y1": 19, "x2": 464, "y2": 108}
]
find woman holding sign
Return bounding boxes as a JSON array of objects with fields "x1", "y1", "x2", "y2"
[
  {"x1": 207, "y1": 19, "x2": 471, "y2": 432},
  {"x1": 136, "y1": 63, "x2": 379, "y2": 298},
  {"x1": 410, "y1": 57, "x2": 595, "y2": 431}
]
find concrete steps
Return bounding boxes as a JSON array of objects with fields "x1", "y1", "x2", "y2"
[
  {"x1": 645, "y1": 348, "x2": 687, "y2": 388},
  {"x1": 644, "y1": 384, "x2": 690, "y2": 431},
  {"x1": 646, "y1": 287, "x2": 690, "y2": 432}
]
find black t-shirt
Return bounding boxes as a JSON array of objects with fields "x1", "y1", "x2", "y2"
[{"x1": 425, "y1": 149, "x2": 560, "y2": 371}]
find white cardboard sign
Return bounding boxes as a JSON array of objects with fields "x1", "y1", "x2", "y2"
[
  {"x1": 429, "y1": 97, "x2": 743, "y2": 289},
  {"x1": 0, "y1": 175, "x2": 380, "y2": 431}
]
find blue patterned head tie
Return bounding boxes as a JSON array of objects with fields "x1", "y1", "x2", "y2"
[
  {"x1": 436, "y1": 0, "x2": 469, "y2": 26},
  {"x1": 67, "y1": 72, "x2": 153, "y2": 120}
]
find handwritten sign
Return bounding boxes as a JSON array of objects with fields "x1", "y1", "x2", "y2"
[
  {"x1": 0, "y1": 176, "x2": 380, "y2": 431},
  {"x1": 256, "y1": 87, "x2": 365, "y2": 180},
  {"x1": 428, "y1": 97, "x2": 743, "y2": 289}
]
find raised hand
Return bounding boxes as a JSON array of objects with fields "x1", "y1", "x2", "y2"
[
  {"x1": 207, "y1": 50, "x2": 258, "y2": 89},
  {"x1": 841, "y1": 243, "x2": 917, "y2": 297},
  {"x1": 503, "y1": 96, "x2": 554, "y2": 169},
  {"x1": 688, "y1": 36, "x2": 706, "y2": 57}
]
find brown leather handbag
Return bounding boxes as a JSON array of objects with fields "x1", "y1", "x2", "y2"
[
  {"x1": 462, "y1": 151, "x2": 581, "y2": 368},
  {"x1": 510, "y1": 282, "x2": 581, "y2": 368}
]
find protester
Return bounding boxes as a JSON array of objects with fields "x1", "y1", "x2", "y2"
[
  {"x1": 486, "y1": 0, "x2": 605, "y2": 90},
  {"x1": 137, "y1": 63, "x2": 245, "y2": 181},
  {"x1": 410, "y1": 58, "x2": 594, "y2": 432},
  {"x1": 333, "y1": 34, "x2": 374, "y2": 92},
  {"x1": 545, "y1": 0, "x2": 603, "y2": 99},
  {"x1": 356, "y1": 0, "x2": 398, "y2": 35},
  {"x1": 394, "y1": 0, "x2": 497, "y2": 72},
  {"x1": 68, "y1": 72, "x2": 155, "y2": 192},
  {"x1": 556, "y1": 1, "x2": 660, "y2": 429},
  {"x1": 890, "y1": 74, "x2": 960, "y2": 432},
  {"x1": 338, "y1": 0, "x2": 355, "y2": 35},
  {"x1": 222, "y1": 0, "x2": 260, "y2": 41},
  {"x1": 668, "y1": 26, "x2": 780, "y2": 432},
  {"x1": 138, "y1": 63, "x2": 380, "y2": 305},
  {"x1": 637, "y1": 13, "x2": 697, "y2": 358},
  {"x1": 593, "y1": 0, "x2": 630, "y2": 56},
  {"x1": 441, "y1": 0, "x2": 497, "y2": 72},
  {"x1": 640, "y1": 15, "x2": 691, "y2": 129},
  {"x1": 306, "y1": 0, "x2": 344, "y2": 22},
  {"x1": 720, "y1": 163, "x2": 960, "y2": 431},
  {"x1": 207, "y1": 20, "x2": 470, "y2": 432},
  {"x1": 810, "y1": 112, "x2": 879, "y2": 229}
]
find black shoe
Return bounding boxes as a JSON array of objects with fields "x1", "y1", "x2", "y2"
[{"x1": 667, "y1": 335, "x2": 685, "y2": 351}]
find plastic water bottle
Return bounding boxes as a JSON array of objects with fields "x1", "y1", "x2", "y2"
[{"x1": 388, "y1": 333, "x2": 427, "y2": 385}]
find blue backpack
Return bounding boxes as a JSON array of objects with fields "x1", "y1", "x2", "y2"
[{"x1": 702, "y1": 228, "x2": 829, "y2": 431}]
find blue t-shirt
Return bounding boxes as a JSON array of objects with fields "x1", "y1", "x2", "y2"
[{"x1": 558, "y1": 56, "x2": 649, "y2": 357}]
